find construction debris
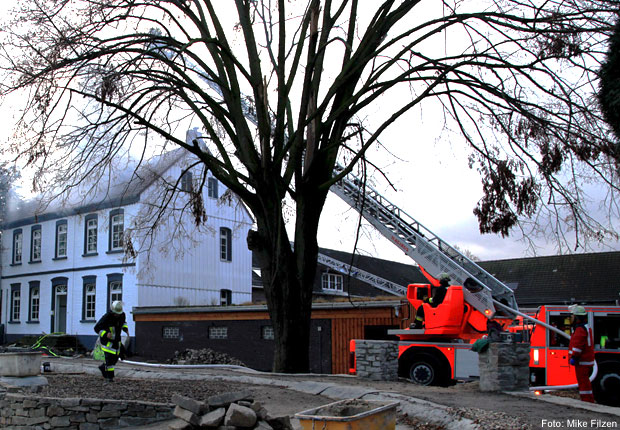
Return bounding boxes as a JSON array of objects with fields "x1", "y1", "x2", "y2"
[
  {"x1": 4, "y1": 334, "x2": 88, "y2": 357},
  {"x1": 170, "y1": 390, "x2": 294, "y2": 430},
  {"x1": 169, "y1": 348, "x2": 246, "y2": 367}
]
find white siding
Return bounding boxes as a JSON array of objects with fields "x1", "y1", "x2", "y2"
[
  {"x1": 1, "y1": 204, "x2": 140, "y2": 339},
  {"x1": 135, "y1": 163, "x2": 252, "y2": 307}
]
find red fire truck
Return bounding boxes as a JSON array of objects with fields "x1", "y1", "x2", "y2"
[
  {"x1": 349, "y1": 277, "x2": 620, "y2": 406},
  {"x1": 331, "y1": 164, "x2": 620, "y2": 406}
]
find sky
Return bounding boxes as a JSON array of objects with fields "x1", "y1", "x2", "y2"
[
  {"x1": 315, "y1": 121, "x2": 535, "y2": 264},
  {"x1": 315, "y1": 102, "x2": 620, "y2": 264}
]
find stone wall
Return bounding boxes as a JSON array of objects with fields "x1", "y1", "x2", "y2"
[
  {"x1": 354, "y1": 340, "x2": 398, "y2": 381},
  {"x1": 0, "y1": 391, "x2": 173, "y2": 430},
  {"x1": 478, "y1": 342, "x2": 530, "y2": 392}
]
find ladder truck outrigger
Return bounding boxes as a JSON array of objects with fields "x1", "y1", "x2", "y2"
[{"x1": 335, "y1": 165, "x2": 620, "y2": 406}]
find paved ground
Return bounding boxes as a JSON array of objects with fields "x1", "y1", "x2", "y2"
[{"x1": 35, "y1": 357, "x2": 620, "y2": 429}]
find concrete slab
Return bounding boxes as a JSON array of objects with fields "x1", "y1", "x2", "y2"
[
  {"x1": 507, "y1": 391, "x2": 620, "y2": 417},
  {"x1": 0, "y1": 375, "x2": 48, "y2": 388}
]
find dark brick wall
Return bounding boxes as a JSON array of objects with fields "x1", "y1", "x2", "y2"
[{"x1": 135, "y1": 318, "x2": 332, "y2": 373}]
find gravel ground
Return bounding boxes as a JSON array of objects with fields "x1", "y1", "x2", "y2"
[
  {"x1": 39, "y1": 373, "x2": 446, "y2": 429},
  {"x1": 27, "y1": 360, "x2": 620, "y2": 430},
  {"x1": 40, "y1": 374, "x2": 250, "y2": 403}
]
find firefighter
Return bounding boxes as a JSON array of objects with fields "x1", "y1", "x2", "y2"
[
  {"x1": 568, "y1": 304, "x2": 595, "y2": 403},
  {"x1": 94, "y1": 300, "x2": 129, "y2": 382},
  {"x1": 428, "y1": 274, "x2": 449, "y2": 307},
  {"x1": 412, "y1": 274, "x2": 450, "y2": 328}
]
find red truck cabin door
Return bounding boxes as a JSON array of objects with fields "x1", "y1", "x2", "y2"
[{"x1": 545, "y1": 311, "x2": 576, "y2": 386}]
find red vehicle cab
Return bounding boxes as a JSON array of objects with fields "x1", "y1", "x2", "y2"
[
  {"x1": 524, "y1": 305, "x2": 620, "y2": 405},
  {"x1": 350, "y1": 286, "x2": 620, "y2": 406}
]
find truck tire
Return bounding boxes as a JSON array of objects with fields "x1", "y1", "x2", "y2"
[
  {"x1": 407, "y1": 354, "x2": 447, "y2": 386},
  {"x1": 592, "y1": 361, "x2": 620, "y2": 406}
]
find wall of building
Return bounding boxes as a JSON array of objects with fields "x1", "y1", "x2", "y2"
[
  {"x1": 1, "y1": 203, "x2": 139, "y2": 345},
  {"x1": 133, "y1": 302, "x2": 405, "y2": 374},
  {"x1": 135, "y1": 169, "x2": 253, "y2": 307},
  {"x1": 134, "y1": 315, "x2": 331, "y2": 373}
]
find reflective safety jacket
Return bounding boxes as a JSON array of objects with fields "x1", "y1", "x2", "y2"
[
  {"x1": 568, "y1": 323, "x2": 595, "y2": 366},
  {"x1": 94, "y1": 311, "x2": 129, "y2": 355}
]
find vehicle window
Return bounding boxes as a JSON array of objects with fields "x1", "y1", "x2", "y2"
[
  {"x1": 548, "y1": 313, "x2": 571, "y2": 348},
  {"x1": 594, "y1": 315, "x2": 620, "y2": 350}
]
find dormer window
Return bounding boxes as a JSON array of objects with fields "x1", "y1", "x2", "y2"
[{"x1": 322, "y1": 273, "x2": 343, "y2": 292}]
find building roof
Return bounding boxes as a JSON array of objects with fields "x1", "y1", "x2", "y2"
[
  {"x1": 318, "y1": 247, "x2": 427, "y2": 287},
  {"x1": 252, "y1": 248, "x2": 620, "y2": 306},
  {"x1": 3, "y1": 149, "x2": 186, "y2": 229},
  {"x1": 480, "y1": 251, "x2": 620, "y2": 306},
  {"x1": 133, "y1": 299, "x2": 404, "y2": 315},
  {"x1": 251, "y1": 247, "x2": 427, "y2": 291}
]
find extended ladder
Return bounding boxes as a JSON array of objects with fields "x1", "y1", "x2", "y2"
[
  {"x1": 330, "y1": 164, "x2": 519, "y2": 316},
  {"x1": 168, "y1": 41, "x2": 517, "y2": 315},
  {"x1": 317, "y1": 253, "x2": 407, "y2": 296}
]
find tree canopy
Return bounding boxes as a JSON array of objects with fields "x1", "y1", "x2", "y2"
[
  {"x1": 599, "y1": 14, "x2": 620, "y2": 143},
  {"x1": 1, "y1": 0, "x2": 619, "y2": 372}
]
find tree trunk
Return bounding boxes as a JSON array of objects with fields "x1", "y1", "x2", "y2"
[{"x1": 247, "y1": 185, "x2": 325, "y2": 373}]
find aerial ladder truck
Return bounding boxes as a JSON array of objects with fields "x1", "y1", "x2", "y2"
[
  {"x1": 334, "y1": 165, "x2": 620, "y2": 406},
  {"x1": 170, "y1": 41, "x2": 619, "y2": 405}
]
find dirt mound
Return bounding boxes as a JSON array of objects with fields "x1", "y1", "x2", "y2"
[{"x1": 169, "y1": 348, "x2": 246, "y2": 366}]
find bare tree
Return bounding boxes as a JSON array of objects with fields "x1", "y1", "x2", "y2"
[{"x1": 1, "y1": 0, "x2": 619, "y2": 372}]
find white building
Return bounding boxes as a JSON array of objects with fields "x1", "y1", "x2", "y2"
[{"x1": 0, "y1": 131, "x2": 253, "y2": 348}]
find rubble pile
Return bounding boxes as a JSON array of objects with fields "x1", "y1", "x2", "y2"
[
  {"x1": 169, "y1": 348, "x2": 246, "y2": 367},
  {"x1": 170, "y1": 390, "x2": 294, "y2": 430}
]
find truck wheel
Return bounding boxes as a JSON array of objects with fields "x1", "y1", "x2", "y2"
[
  {"x1": 593, "y1": 361, "x2": 620, "y2": 407},
  {"x1": 408, "y1": 354, "x2": 445, "y2": 386}
]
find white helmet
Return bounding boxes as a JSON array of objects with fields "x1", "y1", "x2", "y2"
[
  {"x1": 569, "y1": 304, "x2": 587, "y2": 316},
  {"x1": 111, "y1": 300, "x2": 124, "y2": 314}
]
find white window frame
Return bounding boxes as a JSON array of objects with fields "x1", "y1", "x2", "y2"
[
  {"x1": 163, "y1": 326, "x2": 180, "y2": 339},
  {"x1": 209, "y1": 326, "x2": 228, "y2": 339},
  {"x1": 322, "y1": 273, "x2": 344, "y2": 292},
  {"x1": 11, "y1": 288, "x2": 21, "y2": 322},
  {"x1": 262, "y1": 325, "x2": 274, "y2": 340},
  {"x1": 110, "y1": 281, "x2": 122, "y2": 304},
  {"x1": 31, "y1": 228, "x2": 42, "y2": 262},
  {"x1": 85, "y1": 284, "x2": 96, "y2": 320},
  {"x1": 56, "y1": 222, "x2": 67, "y2": 258},
  {"x1": 13, "y1": 230, "x2": 22, "y2": 264},
  {"x1": 220, "y1": 227, "x2": 232, "y2": 262},
  {"x1": 29, "y1": 286, "x2": 40, "y2": 322},
  {"x1": 111, "y1": 213, "x2": 124, "y2": 251},
  {"x1": 86, "y1": 218, "x2": 98, "y2": 253}
]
